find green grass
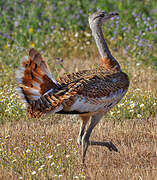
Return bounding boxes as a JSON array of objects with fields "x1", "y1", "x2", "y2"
[
  {"x1": 0, "y1": 0, "x2": 157, "y2": 66},
  {"x1": 0, "y1": 0, "x2": 157, "y2": 179}
]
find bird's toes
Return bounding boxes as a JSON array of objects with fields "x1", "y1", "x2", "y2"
[{"x1": 108, "y1": 141, "x2": 118, "y2": 152}]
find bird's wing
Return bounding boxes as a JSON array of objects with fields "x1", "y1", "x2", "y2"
[{"x1": 41, "y1": 68, "x2": 129, "y2": 115}]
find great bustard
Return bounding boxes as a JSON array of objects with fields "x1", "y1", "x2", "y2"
[{"x1": 16, "y1": 11, "x2": 129, "y2": 163}]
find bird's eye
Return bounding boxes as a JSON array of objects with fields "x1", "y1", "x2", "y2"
[{"x1": 100, "y1": 14, "x2": 105, "y2": 17}]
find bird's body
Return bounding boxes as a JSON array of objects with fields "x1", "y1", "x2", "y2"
[
  {"x1": 16, "y1": 11, "x2": 129, "y2": 163},
  {"x1": 17, "y1": 53, "x2": 129, "y2": 118}
]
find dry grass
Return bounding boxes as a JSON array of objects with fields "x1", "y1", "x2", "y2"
[
  {"x1": 0, "y1": 115, "x2": 157, "y2": 179},
  {"x1": 1, "y1": 1, "x2": 157, "y2": 178},
  {"x1": 0, "y1": 47, "x2": 157, "y2": 179}
]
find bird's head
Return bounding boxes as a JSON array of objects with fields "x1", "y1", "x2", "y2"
[{"x1": 88, "y1": 11, "x2": 119, "y2": 28}]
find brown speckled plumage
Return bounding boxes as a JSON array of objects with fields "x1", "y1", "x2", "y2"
[
  {"x1": 16, "y1": 11, "x2": 129, "y2": 163},
  {"x1": 24, "y1": 56, "x2": 129, "y2": 118}
]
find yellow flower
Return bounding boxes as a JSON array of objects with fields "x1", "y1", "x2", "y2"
[
  {"x1": 4, "y1": 44, "x2": 8, "y2": 49},
  {"x1": 31, "y1": 42, "x2": 35, "y2": 47},
  {"x1": 29, "y1": 27, "x2": 34, "y2": 33},
  {"x1": 119, "y1": 36, "x2": 122, "y2": 40}
]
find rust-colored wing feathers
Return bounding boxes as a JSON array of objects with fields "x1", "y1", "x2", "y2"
[
  {"x1": 16, "y1": 49, "x2": 129, "y2": 118},
  {"x1": 16, "y1": 49, "x2": 57, "y2": 97},
  {"x1": 16, "y1": 48, "x2": 60, "y2": 117}
]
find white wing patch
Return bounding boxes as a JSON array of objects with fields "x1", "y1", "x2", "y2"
[{"x1": 69, "y1": 88, "x2": 127, "y2": 113}]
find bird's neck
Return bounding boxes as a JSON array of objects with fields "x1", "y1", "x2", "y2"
[{"x1": 91, "y1": 25, "x2": 121, "y2": 70}]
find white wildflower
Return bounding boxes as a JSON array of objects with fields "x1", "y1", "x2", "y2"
[
  {"x1": 31, "y1": 171, "x2": 36, "y2": 175},
  {"x1": 130, "y1": 103, "x2": 136, "y2": 108},
  {"x1": 140, "y1": 104, "x2": 144, "y2": 108},
  {"x1": 38, "y1": 164, "x2": 45, "y2": 171},
  {"x1": 12, "y1": 159, "x2": 17, "y2": 163},
  {"x1": 74, "y1": 32, "x2": 78, "y2": 38},
  {"x1": 73, "y1": 176, "x2": 79, "y2": 179},
  {"x1": 110, "y1": 111, "x2": 114, "y2": 116},
  {"x1": 40, "y1": 164, "x2": 45, "y2": 168},
  {"x1": 26, "y1": 149, "x2": 31, "y2": 153},
  {"x1": 135, "y1": 88, "x2": 141, "y2": 91},
  {"x1": 50, "y1": 162, "x2": 55, "y2": 166},
  {"x1": 137, "y1": 114, "x2": 142, "y2": 118},
  {"x1": 48, "y1": 154, "x2": 53, "y2": 159},
  {"x1": 5, "y1": 135, "x2": 10, "y2": 138}
]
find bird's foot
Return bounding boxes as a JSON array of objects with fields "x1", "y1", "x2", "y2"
[
  {"x1": 89, "y1": 140, "x2": 118, "y2": 152},
  {"x1": 106, "y1": 141, "x2": 118, "y2": 152}
]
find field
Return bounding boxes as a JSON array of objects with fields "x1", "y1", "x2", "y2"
[{"x1": 0, "y1": 0, "x2": 157, "y2": 179}]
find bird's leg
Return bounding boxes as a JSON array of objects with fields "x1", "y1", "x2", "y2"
[
  {"x1": 82, "y1": 113, "x2": 103, "y2": 163},
  {"x1": 77, "y1": 115, "x2": 90, "y2": 145},
  {"x1": 81, "y1": 113, "x2": 118, "y2": 163}
]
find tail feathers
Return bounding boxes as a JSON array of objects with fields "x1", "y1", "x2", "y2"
[{"x1": 16, "y1": 48, "x2": 58, "y2": 115}]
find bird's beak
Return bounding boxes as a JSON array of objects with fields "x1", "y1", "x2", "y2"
[{"x1": 108, "y1": 12, "x2": 119, "y2": 18}]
